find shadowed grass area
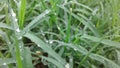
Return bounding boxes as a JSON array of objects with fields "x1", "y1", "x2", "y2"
[{"x1": 0, "y1": 0, "x2": 120, "y2": 68}]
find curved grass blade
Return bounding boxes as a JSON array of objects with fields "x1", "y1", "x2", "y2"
[
  {"x1": 0, "y1": 58, "x2": 15, "y2": 66},
  {"x1": 81, "y1": 34, "x2": 120, "y2": 48},
  {"x1": 41, "y1": 56, "x2": 65, "y2": 68},
  {"x1": 24, "y1": 9, "x2": 50, "y2": 32},
  {"x1": 54, "y1": 40, "x2": 120, "y2": 68},
  {"x1": 24, "y1": 32, "x2": 66, "y2": 66},
  {"x1": 22, "y1": 47, "x2": 34, "y2": 68},
  {"x1": 90, "y1": 54, "x2": 120, "y2": 68},
  {"x1": 0, "y1": 22, "x2": 13, "y2": 30},
  {"x1": 58, "y1": 5, "x2": 100, "y2": 37}
]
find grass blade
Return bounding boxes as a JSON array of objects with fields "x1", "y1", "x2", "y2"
[
  {"x1": 24, "y1": 32, "x2": 66, "y2": 65},
  {"x1": 82, "y1": 34, "x2": 120, "y2": 48},
  {"x1": 19, "y1": 0, "x2": 26, "y2": 29},
  {"x1": 0, "y1": 58, "x2": 15, "y2": 66},
  {"x1": 54, "y1": 40, "x2": 120, "y2": 68},
  {"x1": 24, "y1": 10, "x2": 50, "y2": 32},
  {"x1": 23, "y1": 47, "x2": 34, "y2": 68},
  {"x1": 0, "y1": 22, "x2": 13, "y2": 30},
  {"x1": 42, "y1": 56, "x2": 64, "y2": 68},
  {"x1": 58, "y1": 5, "x2": 100, "y2": 37}
]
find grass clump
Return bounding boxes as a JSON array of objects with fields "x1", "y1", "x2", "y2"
[{"x1": 0, "y1": 0, "x2": 120, "y2": 68}]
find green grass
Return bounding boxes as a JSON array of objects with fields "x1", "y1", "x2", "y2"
[{"x1": 0, "y1": 0, "x2": 120, "y2": 68}]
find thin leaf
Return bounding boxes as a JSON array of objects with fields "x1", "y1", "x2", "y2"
[
  {"x1": 19, "y1": 0, "x2": 26, "y2": 29},
  {"x1": 90, "y1": 54, "x2": 120, "y2": 68},
  {"x1": 24, "y1": 10, "x2": 50, "y2": 32},
  {"x1": 0, "y1": 23, "x2": 13, "y2": 30},
  {"x1": 0, "y1": 58, "x2": 15, "y2": 66},
  {"x1": 42, "y1": 56, "x2": 64, "y2": 68},
  {"x1": 54, "y1": 40, "x2": 120, "y2": 68},
  {"x1": 58, "y1": 5, "x2": 100, "y2": 37},
  {"x1": 23, "y1": 47, "x2": 34, "y2": 68},
  {"x1": 82, "y1": 34, "x2": 120, "y2": 48},
  {"x1": 24, "y1": 32, "x2": 66, "y2": 65}
]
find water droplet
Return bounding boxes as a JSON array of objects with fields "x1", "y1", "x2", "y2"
[
  {"x1": 74, "y1": 48, "x2": 77, "y2": 51},
  {"x1": 45, "y1": 40, "x2": 49, "y2": 43},
  {"x1": 49, "y1": 40, "x2": 53, "y2": 44},
  {"x1": 65, "y1": 63, "x2": 70, "y2": 68},
  {"x1": 70, "y1": 58, "x2": 73, "y2": 61},
  {"x1": 19, "y1": 46, "x2": 22, "y2": 48},
  {"x1": 38, "y1": 45, "x2": 41, "y2": 47},
  {"x1": 11, "y1": 11, "x2": 16, "y2": 17},
  {"x1": 45, "y1": 10, "x2": 51, "y2": 14},
  {"x1": 16, "y1": 28, "x2": 20, "y2": 32},
  {"x1": 57, "y1": 26, "x2": 60, "y2": 30},
  {"x1": 18, "y1": 36, "x2": 22, "y2": 40},
  {"x1": 70, "y1": 1, "x2": 73, "y2": 3},
  {"x1": 70, "y1": 8, "x2": 72, "y2": 12},
  {"x1": 8, "y1": 42, "x2": 11, "y2": 44},
  {"x1": 3, "y1": 63, "x2": 7, "y2": 65},
  {"x1": 92, "y1": 7, "x2": 99, "y2": 15},
  {"x1": 15, "y1": 18, "x2": 18, "y2": 22},
  {"x1": 42, "y1": 33, "x2": 45, "y2": 36}
]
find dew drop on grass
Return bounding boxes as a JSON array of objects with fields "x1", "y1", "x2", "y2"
[
  {"x1": 70, "y1": 8, "x2": 72, "y2": 12},
  {"x1": 18, "y1": 36, "x2": 22, "y2": 40},
  {"x1": 8, "y1": 42, "x2": 11, "y2": 44},
  {"x1": 45, "y1": 10, "x2": 51, "y2": 14},
  {"x1": 92, "y1": 7, "x2": 99, "y2": 15},
  {"x1": 19, "y1": 46, "x2": 23, "y2": 51},
  {"x1": 38, "y1": 45, "x2": 41, "y2": 47},
  {"x1": 45, "y1": 40, "x2": 49, "y2": 43},
  {"x1": 3, "y1": 63, "x2": 7, "y2": 65},
  {"x1": 12, "y1": 12, "x2": 16, "y2": 17},
  {"x1": 16, "y1": 28, "x2": 20, "y2": 33},
  {"x1": 49, "y1": 40, "x2": 53, "y2": 44},
  {"x1": 15, "y1": 18, "x2": 18, "y2": 22},
  {"x1": 70, "y1": 1, "x2": 72, "y2": 3},
  {"x1": 65, "y1": 63, "x2": 70, "y2": 68},
  {"x1": 74, "y1": 48, "x2": 77, "y2": 51}
]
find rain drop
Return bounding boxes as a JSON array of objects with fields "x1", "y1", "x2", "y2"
[
  {"x1": 11, "y1": 10, "x2": 16, "y2": 17},
  {"x1": 3, "y1": 63, "x2": 7, "y2": 65},
  {"x1": 92, "y1": 7, "x2": 99, "y2": 15},
  {"x1": 18, "y1": 36, "x2": 22, "y2": 40},
  {"x1": 15, "y1": 18, "x2": 18, "y2": 22},
  {"x1": 38, "y1": 45, "x2": 41, "y2": 47},
  {"x1": 49, "y1": 40, "x2": 53, "y2": 44},
  {"x1": 8, "y1": 42, "x2": 11, "y2": 44},
  {"x1": 74, "y1": 48, "x2": 77, "y2": 51},
  {"x1": 65, "y1": 63, "x2": 70, "y2": 68},
  {"x1": 16, "y1": 28, "x2": 20, "y2": 33}
]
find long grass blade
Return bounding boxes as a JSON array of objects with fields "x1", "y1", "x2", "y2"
[
  {"x1": 24, "y1": 10, "x2": 50, "y2": 32},
  {"x1": 0, "y1": 58, "x2": 15, "y2": 66},
  {"x1": 58, "y1": 5, "x2": 100, "y2": 37},
  {"x1": 82, "y1": 34, "x2": 120, "y2": 48},
  {"x1": 42, "y1": 56, "x2": 64, "y2": 68},
  {"x1": 24, "y1": 32, "x2": 66, "y2": 65},
  {"x1": 18, "y1": 0, "x2": 26, "y2": 29}
]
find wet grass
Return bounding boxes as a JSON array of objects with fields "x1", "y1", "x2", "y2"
[{"x1": 0, "y1": 0, "x2": 120, "y2": 68}]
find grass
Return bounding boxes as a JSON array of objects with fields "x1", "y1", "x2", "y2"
[{"x1": 0, "y1": 0, "x2": 120, "y2": 68}]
